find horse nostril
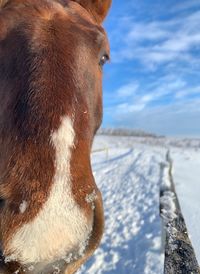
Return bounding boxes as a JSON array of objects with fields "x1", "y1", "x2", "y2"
[{"x1": 0, "y1": 199, "x2": 5, "y2": 209}]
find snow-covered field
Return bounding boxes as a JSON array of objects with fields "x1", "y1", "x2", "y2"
[{"x1": 78, "y1": 135, "x2": 200, "y2": 274}]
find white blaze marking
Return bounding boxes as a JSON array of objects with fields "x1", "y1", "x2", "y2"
[{"x1": 7, "y1": 117, "x2": 93, "y2": 265}]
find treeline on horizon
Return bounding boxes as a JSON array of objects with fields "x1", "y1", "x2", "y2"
[{"x1": 97, "y1": 128, "x2": 163, "y2": 138}]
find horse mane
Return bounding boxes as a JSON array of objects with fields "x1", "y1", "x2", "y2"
[{"x1": 0, "y1": 0, "x2": 9, "y2": 8}]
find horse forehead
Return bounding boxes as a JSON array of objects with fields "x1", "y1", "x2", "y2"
[
  {"x1": 18, "y1": 0, "x2": 103, "y2": 29},
  {"x1": 0, "y1": 0, "x2": 108, "y2": 56},
  {"x1": 19, "y1": 0, "x2": 107, "y2": 46}
]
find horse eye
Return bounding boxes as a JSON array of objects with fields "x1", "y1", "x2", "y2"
[{"x1": 99, "y1": 54, "x2": 109, "y2": 67}]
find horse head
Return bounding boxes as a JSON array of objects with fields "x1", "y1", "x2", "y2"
[{"x1": 0, "y1": 0, "x2": 111, "y2": 273}]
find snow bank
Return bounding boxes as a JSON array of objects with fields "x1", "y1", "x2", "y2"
[{"x1": 171, "y1": 148, "x2": 200, "y2": 264}]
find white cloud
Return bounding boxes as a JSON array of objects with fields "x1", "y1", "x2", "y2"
[
  {"x1": 175, "y1": 86, "x2": 200, "y2": 99},
  {"x1": 112, "y1": 10, "x2": 200, "y2": 68},
  {"x1": 112, "y1": 99, "x2": 200, "y2": 137},
  {"x1": 116, "y1": 82, "x2": 139, "y2": 97},
  {"x1": 117, "y1": 103, "x2": 146, "y2": 113},
  {"x1": 126, "y1": 22, "x2": 169, "y2": 42},
  {"x1": 110, "y1": 76, "x2": 189, "y2": 114},
  {"x1": 172, "y1": 1, "x2": 200, "y2": 12}
]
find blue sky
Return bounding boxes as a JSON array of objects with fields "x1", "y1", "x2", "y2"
[{"x1": 102, "y1": 0, "x2": 200, "y2": 137}]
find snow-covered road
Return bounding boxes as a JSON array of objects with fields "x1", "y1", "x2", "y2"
[{"x1": 78, "y1": 135, "x2": 200, "y2": 274}]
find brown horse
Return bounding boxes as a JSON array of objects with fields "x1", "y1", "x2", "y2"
[{"x1": 0, "y1": 0, "x2": 111, "y2": 273}]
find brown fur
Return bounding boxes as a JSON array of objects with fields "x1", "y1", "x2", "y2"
[
  {"x1": 0, "y1": 0, "x2": 111, "y2": 273},
  {"x1": 72, "y1": 0, "x2": 112, "y2": 23},
  {"x1": 0, "y1": 0, "x2": 8, "y2": 8}
]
